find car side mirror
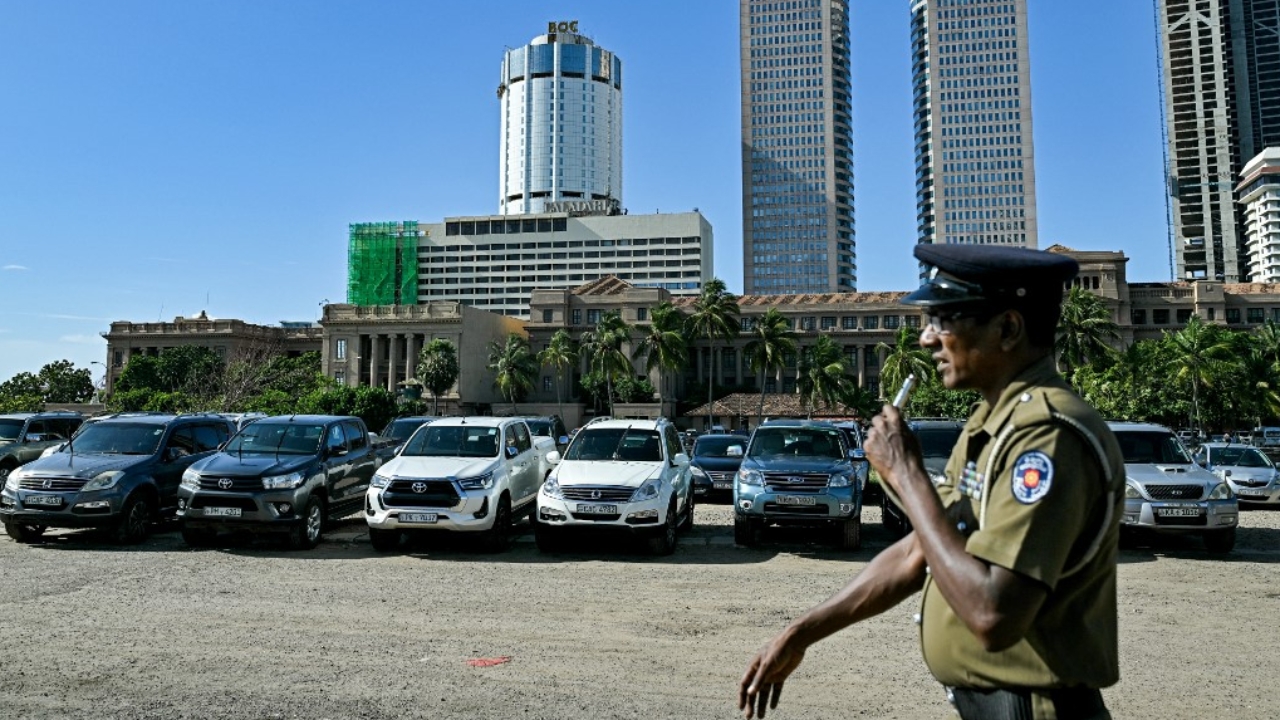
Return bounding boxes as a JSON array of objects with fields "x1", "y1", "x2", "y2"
[
  {"x1": 327, "y1": 444, "x2": 348, "y2": 458},
  {"x1": 546, "y1": 450, "x2": 561, "y2": 465},
  {"x1": 850, "y1": 448, "x2": 867, "y2": 462},
  {"x1": 165, "y1": 447, "x2": 185, "y2": 463},
  {"x1": 23, "y1": 433, "x2": 43, "y2": 443},
  {"x1": 1223, "y1": 469, "x2": 1232, "y2": 478},
  {"x1": 673, "y1": 452, "x2": 690, "y2": 466},
  {"x1": 558, "y1": 435, "x2": 569, "y2": 446},
  {"x1": 506, "y1": 445, "x2": 519, "y2": 458}
]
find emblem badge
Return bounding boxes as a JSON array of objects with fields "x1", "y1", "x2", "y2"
[
  {"x1": 42, "y1": 479, "x2": 53, "y2": 489},
  {"x1": 1011, "y1": 451, "x2": 1054, "y2": 504},
  {"x1": 787, "y1": 476, "x2": 804, "y2": 484},
  {"x1": 411, "y1": 482, "x2": 428, "y2": 494},
  {"x1": 591, "y1": 489, "x2": 602, "y2": 500},
  {"x1": 217, "y1": 478, "x2": 233, "y2": 490}
]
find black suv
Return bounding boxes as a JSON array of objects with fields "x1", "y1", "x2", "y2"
[
  {"x1": 521, "y1": 415, "x2": 570, "y2": 453},
  {"x1": 1, "y1": 413, "x2": 233, "y2": 543},
  {"x1": 0, "y1": 411, "x2": 85, "y2": 481},
  {"x1": 882, "y1": 419, "x2": 965, "y2": 537},
  {"x1": 176, "y1": 415, "x2": 378, "y2": 549}
]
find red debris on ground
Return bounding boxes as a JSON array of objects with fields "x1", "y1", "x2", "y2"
[{"x1": 466, "y1": 656, "x2": 512, "y2": 668}]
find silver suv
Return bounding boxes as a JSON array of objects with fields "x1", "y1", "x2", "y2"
[{"x1": 1111, "y1": 422, "x2": 1238, "y2": 553}]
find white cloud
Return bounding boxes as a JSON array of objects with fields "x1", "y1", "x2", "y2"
[{"x1": 3, "y1": 264, "x2": 29, "y2": 271}]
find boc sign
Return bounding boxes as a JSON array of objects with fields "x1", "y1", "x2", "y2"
[{"x1": 548, "y1": 20, "x2": 579, "y2": 33}]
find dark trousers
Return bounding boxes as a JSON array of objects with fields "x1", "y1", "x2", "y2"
[{"x1": 949, "y1": 686, "x2": 1110, "y2": 720}]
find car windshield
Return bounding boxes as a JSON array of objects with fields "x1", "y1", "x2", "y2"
[
  {"x1": 565, "y1": 428, "x2": 663, "y2": 462},
  {"x1": 748, "y1": 427, "x2": 846, "y2": 460},
  {"x1": 917, "y1": 427, "x2": 963, "y2": 460},
  {"x1": 525, "y1": 420, "x2": 552, "y2": 437},
  {"x1": 0, "y1": 419, "x2": 24, "y2": 441},
  {"x1": 1116, "y1": 430, "x2": 1193, "y2": 464},
  {"x1": 224, "y1": 423, "x2": 324, "y2": 455},
  {"x1": 1209, "y1": 446, "x2": 1273, "y2": 468},
  {"x1": 385, "y1": 419, "x2": 431, "y2": 442},
  {"x1": 695, "y1": 436, "x2": 747, "y2": 458},
  {"x1": 68, "y1": 423, "x2": 165, "y2": 455},
  {"x1": 402, "y1": 425, "x2": 500, "y2": 458}
]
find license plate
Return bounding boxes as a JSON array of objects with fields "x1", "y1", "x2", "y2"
[
  {"x1": 204, "y1": 507, "x2": 242, "y2": 518},
  {"x1": 575, "y1": 504, "x2": 618, "y2": 514},
  {"x1": 400, "y1": 513, "x2": 438, "y2": 523},
  {"x1": 1155, "y1": 507, "x2": 1202, "y2": 517},
  {"x1": 776, "y1": 495, "x2": 816, "y2": 506},
  {"x1": 25, "y1": 494, "x2": 61, "y2": 507},
  {"x1": 713, "y1": 481, "x2": 732, "y2": 490},
  {"x1": 1237, "y1": 489, "x2": 1266, "y2": 497}
]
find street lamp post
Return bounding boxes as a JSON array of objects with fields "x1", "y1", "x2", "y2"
[{"x1": 90, "y1": 361, "x2": 107, "y2": 405}]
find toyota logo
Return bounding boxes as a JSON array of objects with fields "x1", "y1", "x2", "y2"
[
  {"x1": 217, "y1": 478, "x2": 233, "y2": 490},
  {"x1": 787, "y1": 476, "x2": 805, "y2": 484},
  {"x1": 590, "y1": 489, "x2": 602, "y2": 500},
  {"x1": 411, "y1": 482, "x2": 428, "y2": 494}
]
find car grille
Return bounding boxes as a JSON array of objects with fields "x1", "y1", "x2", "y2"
[
  {"x1": 1153, "y1": 512, "x2": 1207, "y2": 526},
  {"x1": 190, "y1": 496, "x2": 258, "y2": 511},
  {"x1": 18, "y1": 477, "x2": 86, "y2": 491},
  {"x1": 1145, "y1": 484, "x2": 1205, "y2": 500},
  {"x1": 569, "y1": 512, "x2": 623, "y2": 522},
  {"x1": 763, "y1": 472, "x2": 830, "y2": 494},
  {"x1": 1233, "y1": 477, "x2": 1270, "y2": 488},
  {"x1": 383, "y1": 479, "x2": 459, "y2": 509},
  {"x1": 707, "y1": 471, "x2": 735, "y2": 485},
  {"x1": 762, "y1": 502, "x2": 830, "y2": 515},
  {"x1": 561, "y1": 486, "x2": 635, "y2": 503},
  {"x1": 197, "y1": 477, "x2": 262, "y2": 491}
]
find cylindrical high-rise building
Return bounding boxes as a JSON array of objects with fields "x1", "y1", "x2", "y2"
[{"x1": 498, "y1": 24, "x2": 623, "y2": 215}]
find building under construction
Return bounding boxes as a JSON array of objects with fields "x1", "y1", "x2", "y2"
[{"x1": 347, "y1": 222, "x2": 422, "y2": 306}]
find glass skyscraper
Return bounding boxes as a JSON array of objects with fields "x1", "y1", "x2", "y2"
[
  {"x1": 497, "y1": 25, "x2": 623, "y2": 215},
  {"x1": 740, "y1": 0, "x2": 856, "y2": 294},
  {"x1": 911, "y1": 0, "x2": 1038, "y2": 257}
]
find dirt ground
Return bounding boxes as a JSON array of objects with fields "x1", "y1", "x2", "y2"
[{"x1": 1, "y1": 502, "x2": 1277, "y2": 720}]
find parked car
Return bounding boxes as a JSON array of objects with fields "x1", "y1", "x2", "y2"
[
  {"x1": 0, "y1": 411, "x2": 85, "y2": 481},
  {"x1": 379, "y1": 416, "x2": 438, "y2": 452},
  {"x1": 177, "y1": 415, "x2": 378, "y2": 549},
  {"x1": 882, "y1": 419, "x2": 965, "y2": 538},
  {"x1": 535, "y1": 417, "x2": 694, "y2": 555},
  {"x1": 1, "y1": 413, "x2": 233, "y2": 543},
  {"x1": 689, "y1": 433, "x2": 749, "y2": 500},
  {"x1": 521, "y1": 415, "x2": 570, "y2": 453},
  {"x1": 365, "y1": 417, "x2": 554, "y2": 552},
  {"x1": 219, "y1": 412, "x2": 267, "y2": 432},
  {"x1": 1193, "y1": 442, "x2": 1280, "y2": 505},
  {"x1": 1252, "y1": 426, "x2": 1280, "y2": 448},
  {"x1": 832, "y1": 421, "x2": 872, "y2": 500},
  {"x1": 733, "y1": 419, "x2": 864, "y2": 549},
  {"x1": 1111, "y1": 421, "x2": 1238, "y2": 553}
]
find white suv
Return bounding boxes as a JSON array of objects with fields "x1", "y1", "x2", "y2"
[
  {"x1": 535, "y1": 418, "x2": 694, "y2": 555},
  {"x1": 365, "y1": 417, "x2": 553, "y2": 552}
]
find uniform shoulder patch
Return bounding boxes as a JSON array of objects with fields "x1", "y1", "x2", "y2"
[{"x1": 1010, "y1": 450, "x2": 1054, "y2": 504}]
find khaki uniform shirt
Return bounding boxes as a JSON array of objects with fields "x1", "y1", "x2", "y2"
[{"x1": 919, "y1": 357, "x2": 1125, "y2": 689}]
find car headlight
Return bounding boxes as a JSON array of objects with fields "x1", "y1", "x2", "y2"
[
  {"x1": 82, "y1": 470, "x2": 126, "y2": 492},
  {"x1": 459, "y1": 471, "x2": 495, "y2": 491},
  {"x1": 1208, "y1": 482, "x2": 1233, "y2": 501},
  {"x1": 262, "y1": 471, "x2": 306, "y2": 490},
  {"x1": 4, "y1": 468, "x2": 26, "y2": 491},
  {"x1": 739, "y1": 469, "x2": 763, "y2": 487},
  {"x1": 541, "y1": 475, "x2": 564, "y2": 499},
  {"x1": 371, "y1": 472, "x2": 392, "y2": 489},
  {"x1": 180, "y1": 468, "x2": 202, "y2": 491},
  {"x1": 690, "y1": 465, "x2": 707, "y2": 478},
  {"x1": 1124, "y1": 482, "x2": 1143, "y2": 500},
  {"x1": 631, "y1": 477, "x2": 663, "y2": 502},
  {"x1": 828, "y1": 473, "x2": 853, "y2": 488}
]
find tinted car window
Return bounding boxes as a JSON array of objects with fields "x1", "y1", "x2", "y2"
[
  {"x1": 0, "y1": 419, "x2": 23, "y2": 441},
  {"x1": 664, "y1": 426, "x2": 682, "y2": 460},
  {"x1": 1208, "y1": 446, "x2": 1273, "y2": 468},
  {"x1": 226, "y1": 423, "x2": 325, "y2": 455},
  {"x1": 403, "y1": 425, "x2": 500, "y2": 458},
  {"x1": 510, "y1": 422, "x2": 532, "y2": 453},
  {"x1": 385, "y1": 418, "x2": 430, "y2": 442},
  {"x1": 917, "y1": 427, "x2": 963, "y2": 459},
  {"x1": 566, "y1": 428, "x2": 662, "y2": 461},
  {"x1": 343, "y1": 421, "x2": 367, "y2": 449},
  {"x1": 748, "y1": 427, "x2": 845, "y2": 460},
  {"x1": 1115, "y1": 431, "x2": 1192, "y2": 464},
  {"x1": 525, "y1": 420, "x2": 552, "y2": 437},
  {"x1": 72, "y1": 423, "x2": 166, "y2": 455},
  {"x1": 695, "y1": 436, "x2": 747, "y2": 457},
  {"x1": 191, "y1": 424, "x2": 224, "y2": 452}
]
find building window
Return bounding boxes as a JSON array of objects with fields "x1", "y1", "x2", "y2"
[
  {"x1": 864, "y1": 316, "x2": 879, "y2": 330},
  {"x1": 722, "y1": 349, "x2": 737, "y2": 370},
  {"x1": 334, "y1": 371, "x2": 346, "y2": 385},
  {"x1": 572, "y1": 309, "x2": 582, "y2": 325},
  {"x1": 765, "y1": 377, "x2": 776, "y2": 393},
  {"x1": 1226, "y1": 308, "x2": 1241, "y2": 324},
  {"x1": 842, "y1": 316, "x2": 857, "y2": 330},
  {"x1": 820, "y1": 316, "x2": 837, "y2": 330},
  {"x1": 741, "y1": 317, "x2": 754, "y2": 331},
  {"x1": 1208, "y1": 308, "x2": 1216, "y2": 321},
  {"x1": 637, "y1": 307, "x2": 647, "y2": 322},
  {"x1": 112, "y1": 350, "x2": 123, "y2": 368},
  {"x1": 865, "y1": 378, "x2": 880, "y2": 397},
  {"x1": 542, "y1": 309, "x2": 554, "y2": 323},
  {"x1": 587, "y1": 309, "x2": 602, "y2": 325},
  {"x1": 800, "y1": 317, "x2": 816, "y2": 331},
  {"x1": 1271, "y1": 308, "x2": 1280, "y2": 323},
  {"x1": 543, "y1": 376, "x2": 553, "y2": 392},
  {"x1": 845, "y1": 346, "x2": 858, "y2": 366},
  {"x1": 1176, "y1": 309, "x2": 1192, "y2": 324},
  {"x1": 1247, "y1": 308, "x2": 1265, "y2": 324},
  {"x1": 1153, "y1": 309, "x2": 1169, "y2": 325},
  {"x1": 782, "y1": 378, "x2": 796, "y2": 393},
  {"x1": 1131, "y1": 309, "x2": 1146, "y2": 325},
  {"x1": 884, "y1": 315, "x2": 901, "y2": 330},
  {"x1": 335, "y1": 339, "x2": 347, "y2": 361},
  {"x1": 864, "y1": 349, "x2": 880, "y2": 368},
  {"x1": 904, "y1": 315, "x2": 920, "y2": 329}
]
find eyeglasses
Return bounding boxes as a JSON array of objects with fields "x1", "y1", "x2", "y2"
[{"x1": 923, "y1": 309, "x2": 993, "y2": 336}]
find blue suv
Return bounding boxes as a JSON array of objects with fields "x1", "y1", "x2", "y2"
[{"x1": 733, "y1": 419, "x2": 865, "y2": 549}]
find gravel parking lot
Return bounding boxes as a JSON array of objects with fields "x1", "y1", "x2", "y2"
[{"x1": 2, "y1": 502, "x2": 1278, "y2": 720}]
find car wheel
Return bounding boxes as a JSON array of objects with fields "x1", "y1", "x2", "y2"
[
  {"x1": 734, "y1": 516, "x2": 762, "y2": 547},
  {"x1": 111, "y1": 493, "x2": 152, "y2": 545},
  {"x1": 533, "y1": 521, "x2": 562, "y2": 553},
  {"x1": 836, "y1": 516, "x2": 861, "y2": 550},
  {"x1": 368, "y1": 527, "x2": 401, "y2": 553},
  {"x1": 481, "y1": 494, "x2": 513, "y2": 553},
  {"x1": 3, "y1": 520, "x2": 47, "y2": 544},
  {"x1": 677, "y1": 488, "x2": 695, "y2": 532},
  {"x1": 288, "y1": 496, "x2": 324, "y2": 550},
  {"x1": 646, "y1": 499, "x2": 678, "y2": 556},
  {"x1": 1203, "y1": 527, "x2": 1236, "y2": 554},
  {"x1": 180, "y1": 525, "x2": 217, "y2": 547},
  {"x1": 0, "y1": 461, "x2": 16, "y2": 482}
]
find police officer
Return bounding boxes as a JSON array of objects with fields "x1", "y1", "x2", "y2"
[{"x1": 738, "y1": 245, "x2": 1124, "y2": 720}]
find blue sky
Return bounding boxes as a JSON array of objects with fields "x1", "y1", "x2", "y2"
[{"x1": 0, "y1": 1, "x2": 1167, "y2": 386}]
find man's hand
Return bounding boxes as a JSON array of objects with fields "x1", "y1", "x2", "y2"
[
  {"x1": 864, "y1": 404, "x2": 927, "y2": 501},
  {"x1": 738, "y1": 633, "x2": 806, "y2": 719}
]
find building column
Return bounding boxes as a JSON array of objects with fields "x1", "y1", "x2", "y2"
[
  {"x1": 388, "y1": 334, "x2": 400, "y2": 392},
  {"x1": 369, "y1": 334, "x2": 380, "y2": 388},
  {"x1": 405, "y1": 333, "x2": 417, "y2": 382}
]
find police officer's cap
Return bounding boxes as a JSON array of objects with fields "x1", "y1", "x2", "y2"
[{"x1": 902, "y1": 244, "x2": 1079, "y2": 309}]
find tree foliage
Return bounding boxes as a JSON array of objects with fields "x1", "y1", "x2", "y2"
[
  {"x1": 632, "y1": 302, "x2": 687, "y2": 408},
  {"x1": 487, "y1": 334, "x2": 538, "y2": 414},
  {"x1": 417, "y1": 339, "x2": 461, "y2": 415},
  {"x1": 685, "y1": 278, "x2": 739, "y2": 426}
]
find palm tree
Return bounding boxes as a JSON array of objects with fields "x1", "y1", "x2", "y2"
[
  {"x1": 579, "y1": 311, "x2": 632, "y2": 416},
  {"x1": 1165, "y1": 315, "x2": 1234, "y2": 433},
  {"x1": 487, "y1": 334, "x2": 538, "y2": 415},
  {"x1": 1255, "y1": 320, "x2": 1280, "y2": 371},
  {"x1": 743, "y1": 308, "x2": 797, "y2": 421},
  {"x1": 685, "y1": 278, "x2": 740, "y2": 427},
  {"x1": 877, "y1": 325, "x2": 933, "y2": 403},
  {"x1": 537, "y1": 329, "x2": 578, "y2": 422},
  {"x1": 417, "y1": 338, "x2": 460, "y2": 415},
  {"x1": 632, "y1": 302, "x2": 688, "y2": 410},
  {"x1": 1056, "y1": 286, "x2": 1121, "y2": 385},
  {"x1": 797, "y1": 335, "x2": 855, "y2": 418}
]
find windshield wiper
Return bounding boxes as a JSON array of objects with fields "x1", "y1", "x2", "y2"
[{"x1": 610, "y1": 426, "x2": 634, "y2": 460}]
